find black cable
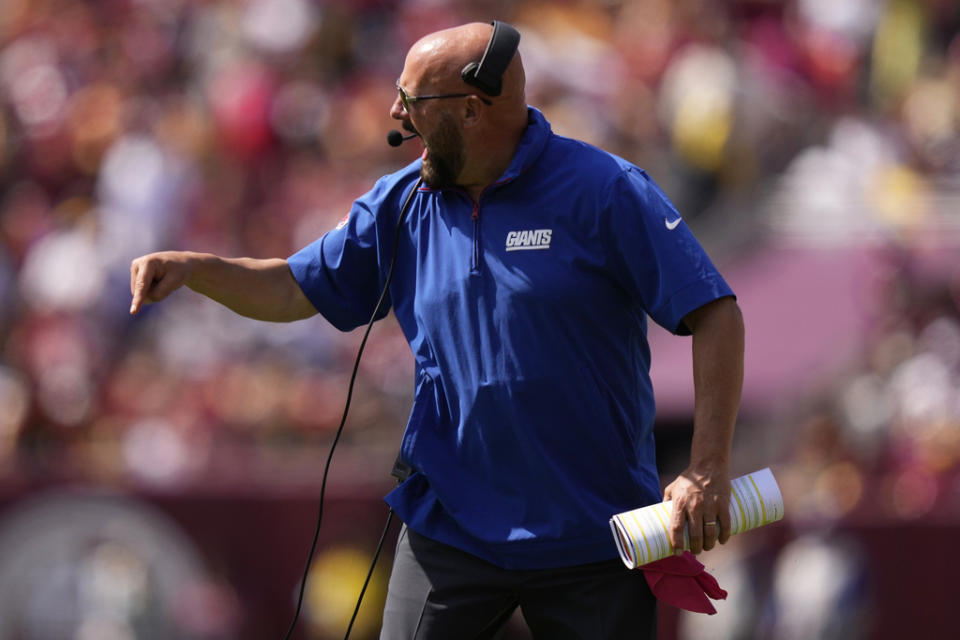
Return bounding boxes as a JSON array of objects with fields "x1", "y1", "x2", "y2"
[
  {"x1": 344, "y1": 509, "x2": 395, "y2": 639},
  {"x1": 284, "y1": 178, "x2": 422, "y2": 640}
]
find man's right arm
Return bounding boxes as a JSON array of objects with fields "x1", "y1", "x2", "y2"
[{"x1": 129, "y1": 251, "x2": 317, "y2": 322}]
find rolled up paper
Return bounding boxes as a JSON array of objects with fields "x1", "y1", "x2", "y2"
[{"x1": 610, "y1": 467, "x2": 784, "y2": 568}]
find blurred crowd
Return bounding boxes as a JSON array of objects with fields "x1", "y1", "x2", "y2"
[
  {"x1": 0, "y1": 0, "x2": 956, "y2": 486},
  {"x1": 676, "y1": 245, "x2": 960, "y2": 640},
  {"x1": 0, "y1": 0, "x2": 957, "y2": 489},
  {"x1": 0, "y1": 0, "x2": 959, "y2": 637}
]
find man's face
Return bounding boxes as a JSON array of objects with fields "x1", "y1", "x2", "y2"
[
  {"x1": 418, "y1": 110, "x2": 465, "y2": 189},
  {"x1": 392, "y1": 76, "x2": 467, "y2": 189}
]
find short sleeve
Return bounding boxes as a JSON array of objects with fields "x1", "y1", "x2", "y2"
[
  {"x1": 287, "y1": 186, "x2": 392, "y2": 331},
  {"x1": 604, "y1": 167, "x2": 734, "y2": 334}
]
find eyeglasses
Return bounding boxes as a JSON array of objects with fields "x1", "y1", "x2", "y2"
[{"x1": 395, "y1": 80, "x2": 492, "y2": 112}]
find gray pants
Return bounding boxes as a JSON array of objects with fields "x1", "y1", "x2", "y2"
[{"x1": 380, "y1": 526, "x2": 657, "y2": 640}]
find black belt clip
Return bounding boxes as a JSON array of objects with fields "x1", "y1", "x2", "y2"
[{"x1": 391, "y1": 455, "x2": 413, "y2": 484}]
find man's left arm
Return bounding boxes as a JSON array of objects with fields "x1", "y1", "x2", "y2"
[{"x1": 663, "y1": 295, "x2": 744, "y2": 555}]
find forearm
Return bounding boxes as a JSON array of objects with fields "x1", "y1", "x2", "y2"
[
  {"x1": 184, "y1": 253, "x2": 316, "y2": 322},
  {"x1": 130, "y1": 250, "x2": 317, "y2": 321},
  {"x1": 663, "y1": 296, "x2": 744, "y2": 552},
  {"x1": 688, "y1": 297, "x2": 744, "y2": 471}
]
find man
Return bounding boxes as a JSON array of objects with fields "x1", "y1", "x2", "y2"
[{"x1": 130, "y1": 22, "x2": 744, "y2": 639}]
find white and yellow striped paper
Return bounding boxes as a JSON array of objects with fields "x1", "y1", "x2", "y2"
[{"x1": 609, "y1": 467, "x2": 784, "y2": 569}]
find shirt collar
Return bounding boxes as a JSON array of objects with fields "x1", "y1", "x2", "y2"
[
  {"x1": 495, "y1": 106, "x2": 552, "y2": 184},
  {"x1": 416, "y1": 106, "x2": 553, "y2": 193}
]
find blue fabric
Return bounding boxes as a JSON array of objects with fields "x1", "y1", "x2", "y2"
[{"x1": 287, "y1": 108, "x2": 734, "y2": 569}]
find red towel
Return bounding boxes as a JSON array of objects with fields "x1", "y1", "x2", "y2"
[{"x1": 641, "y1": 551, "x2": 727, "y2": 614}]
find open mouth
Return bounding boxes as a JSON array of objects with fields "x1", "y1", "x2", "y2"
[{"x1": 405, "y1": 125, "x2": 426, "y2": 159}]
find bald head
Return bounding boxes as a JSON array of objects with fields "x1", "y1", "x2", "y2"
[
  {"x1": 392, "y1": 22, "x2": 529, "y2": 196},
  {"x1": 405, "y1": 22, "x2": 526, "y2": 116}
]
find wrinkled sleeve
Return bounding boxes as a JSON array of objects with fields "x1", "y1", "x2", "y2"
[
  {"x1": 604, "y1": 167, "x2": 734, "y2": 335},
  {"x1": 287, "y1": 184, "x2": 392, "y2": 332}
]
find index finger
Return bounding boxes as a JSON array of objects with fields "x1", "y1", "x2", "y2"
[
  {"x1": 130, "y1": 258, "x2": 140, "y2": 300},
  {"x1": 130, "y1": 259, "x2": 155, "y2": 315}
]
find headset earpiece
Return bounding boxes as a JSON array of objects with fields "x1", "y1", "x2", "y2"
[{"x1": 460, "y1": 20, "x2": 521, "y2": 97}]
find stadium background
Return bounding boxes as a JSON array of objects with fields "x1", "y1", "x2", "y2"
[{"x1": 0, "y1": 0, "x2": 958, "y2": 638}]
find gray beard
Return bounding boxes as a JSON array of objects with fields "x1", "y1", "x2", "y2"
[{"x1": 420, "y1": 112, "x2": 464, "y2": 189}]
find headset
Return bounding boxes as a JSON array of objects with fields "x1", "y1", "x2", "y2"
[
  {"x1": 285, "y1": 19, "x2": 521, "y2": 640},
  {"x1": 461, "y1": 20, "x2": 521, "y2": 97}
]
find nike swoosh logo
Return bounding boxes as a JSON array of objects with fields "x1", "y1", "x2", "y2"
[{"x1": 665, "y1": 218, "x2": 682, "y2": 230}]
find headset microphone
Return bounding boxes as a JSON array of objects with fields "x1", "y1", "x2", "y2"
[{"x1": 387, "y1": 130, "x2": 417, "y2": 147}]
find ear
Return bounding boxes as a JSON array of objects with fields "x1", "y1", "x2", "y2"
[{"x1": 461, "y1": 95, "x2": 485, "y2": 129}]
